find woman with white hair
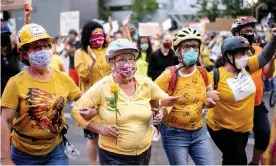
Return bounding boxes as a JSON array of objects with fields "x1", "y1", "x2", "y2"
[{"x1": 71, "y1": 38, "x2": 179, "y2": 165}]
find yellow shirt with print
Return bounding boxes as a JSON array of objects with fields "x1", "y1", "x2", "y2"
[
  {"x1": 207, "y1": 55, "x2": 259, "y2": 133},
  {"x1": 1, "y1": 69, "x2": 81, "y2": 155},
  {"x1": 155, "y1": 67, "x2": 210, "y2": 130},
  {"x1": 71, "y1": 74, "x2": 168, "y2": 155},
  {"x1": 74, "y1": 48, "x2": 111, "y2": 93},
  {"x1": 48, "y1": 54, "x2": 63, "y2": 71}
]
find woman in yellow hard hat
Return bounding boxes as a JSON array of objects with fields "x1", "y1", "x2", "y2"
[{"x1": 1, "y1": 23, "x2": 82, "y2": 165}]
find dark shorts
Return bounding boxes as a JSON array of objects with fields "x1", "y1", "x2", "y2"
[
  {"x1": 83, "y1": 129, "x2": 98, "y2": 139},
  {"x1": 253, "y1": 101, "x2": 271, "y2": 151},
  {"x1": 99, "y1": 146, "x2": 151, "y2": 165}
]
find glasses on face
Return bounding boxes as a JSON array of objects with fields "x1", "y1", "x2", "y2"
[
  {"x1": 179, "y1": 44, "x2": 199, "y2": 51},
  {"x1": 29, "y1": 43, "x2": 52, "y2": 52},
  {"x1": 115, "y1": 58, "x2": 136, "y2": 64}
]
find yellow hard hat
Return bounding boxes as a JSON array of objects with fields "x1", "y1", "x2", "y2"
[{"x1": 17, "y1": 23, "x2": 51, "y2": 49}]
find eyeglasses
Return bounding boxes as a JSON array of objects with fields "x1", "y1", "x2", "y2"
[
  {"x1": 115, "y1": 58, "x2": 136, "y2": 64},
  {"x1": 179, "y1": 44, "x2": 200, "y2": 51}
]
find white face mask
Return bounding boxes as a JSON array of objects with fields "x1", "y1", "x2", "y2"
[
  {"x1": 235, "y1": 55, "x2": 248, "y2": 69},
  {"x1": 29, "y1": 49, "x2": 52, "y2": 69}
]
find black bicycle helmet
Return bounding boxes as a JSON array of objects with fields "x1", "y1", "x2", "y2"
[{"x1": 221, "y1": 36, "x2": 250, "y2": 56}]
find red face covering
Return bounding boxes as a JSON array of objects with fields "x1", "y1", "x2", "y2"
[
  {"x1": 163, "y1": 42, "x2": 172, "y2": 49},
  {"x1": 89, "y1": 34, "x2": 105, "y2": 48}
]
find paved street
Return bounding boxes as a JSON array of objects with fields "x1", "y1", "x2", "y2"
[{"x1": 65, "y1": 94, "x2": 275, "y2": 165}]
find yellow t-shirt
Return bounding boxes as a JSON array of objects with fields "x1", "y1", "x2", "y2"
[
  {"x1": 136, "y1": 52, "x2": 149, "y2": 77},
  {"x1": 71, "y1": 74, "x2": 168, "y2": 155},
  {"x1": 48, "y1": 54, "x2": 63, "y2": 71},
  {"x1": 74, "y1": 48, "x2": 111, "y2": 93},
  {"x1": 207, "y1": 55, "x2": 260, "y2": 133},
  {"x1": 1, "y1": 69, "x2": 81, "y2": 155},
  {"x1": 155, "y1": 67, "x2": 211, "y2": 130}
]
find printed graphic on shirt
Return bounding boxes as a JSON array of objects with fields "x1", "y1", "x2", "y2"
[
  {"x1": 226, "y1": 69, "x2": 256, "y2": 101},
  {"x1": 26, "y1": 88, "x2": 65, "y2": 135}
]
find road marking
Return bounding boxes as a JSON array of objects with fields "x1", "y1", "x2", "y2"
[{"x1": 65, "y1": 113, "x2": 71, "y2": 119}]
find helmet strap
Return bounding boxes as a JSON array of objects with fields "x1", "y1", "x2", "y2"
[{"x1": 225, "y1": 54, "x2": 241, "y2": 72}]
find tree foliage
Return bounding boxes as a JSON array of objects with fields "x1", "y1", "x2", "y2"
[
  {"x1": 131, "y1": 0, "x2": 158, "y2": 21},
  {"x1": 221, "y1": 0, "x2": 250, "y2": 18},
  {"x1": 196, "y1": 0, "x2": 275, "y2": 23},
  {"x1": 99, "y1": 0, "x2": 111, "y2": 20},
  {"x1": 197, "y1": 0, "x2": 221, "y2": 22}
]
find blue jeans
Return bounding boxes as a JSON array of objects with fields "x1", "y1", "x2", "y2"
[
  {"x1": 11, "y1": 142, "x2": 68, "y2": 165},
  {"x1": 160, "y1": 123, "x2": 215, "y2": 165}
]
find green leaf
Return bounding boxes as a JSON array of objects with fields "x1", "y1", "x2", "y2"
[
  {"x1": 105, "y1": 97, "x2": 112, "y2": 101},
  {"x1": 116, "y1": 108, "x2": 121, "y2": 116}
]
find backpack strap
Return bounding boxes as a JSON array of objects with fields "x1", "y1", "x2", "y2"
[
  {"x1": 197, "y1": 66, "x2": 208, "y2": 87},
  {"x1": 168, "y1": 66, "x2": 178, "y2": 96},
  {"x1": 213, "y1": 68, "x2": 220, "y2": 90}
]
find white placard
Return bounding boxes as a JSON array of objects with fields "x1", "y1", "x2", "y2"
[
  {"x1": 7, "y1": 18, "x2": 16, "y2": 34},
  {"x1": 103, "y1": 20, "x2": 119, "y2": 35},
  {"x1": 226, "y1": 70, "x2": 256, "y2": 101},
  {"x1": 60, "y1": 11, "x2": 80, "y2": 36},
  {"x1": 138, "y1": 22, "x2": 160, "y2": 37},
  {"x1": 162, "y1": 19, "x2": 172, "y2": 31},
  {"x1": 1, "y1": 0, "x2": 32, "y2": 10}
]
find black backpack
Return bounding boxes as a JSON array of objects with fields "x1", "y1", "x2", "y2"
[{"x1": 213, "y1": 68, "x2": 220, "y2": 90}]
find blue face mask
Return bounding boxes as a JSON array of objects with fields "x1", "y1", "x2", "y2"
[
  {"x1": 182, "y1": 49, "x2": 199, "y2": 67},
  {"x1": 140, "y1": 43, "x2": 149, "y2": 51}
]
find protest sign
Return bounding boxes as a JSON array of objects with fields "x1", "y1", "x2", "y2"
[
  {"x1": 1, "y1": 0, "x2": 31, "y2": 10},
  {"x1": 139, "y1": 22, "x2": 160, "y2": 37},
  {"x1": 60, "y1": 11, "x2": 80, "y2": 36}
]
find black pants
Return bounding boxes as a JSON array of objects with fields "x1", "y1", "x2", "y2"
[
  {"x1": 253, "y1": 101, "x2": 271, "y2": 151},
  {"x1": 207, "y1": 126, "x2": 249, "y2": 165},
  {"x1": 99, "y1": 147, "x2": 151, "y2": 165}
]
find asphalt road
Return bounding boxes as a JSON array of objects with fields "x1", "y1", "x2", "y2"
[{"x1": 65, "y1": 94, "x2": 275, "y2": 165}]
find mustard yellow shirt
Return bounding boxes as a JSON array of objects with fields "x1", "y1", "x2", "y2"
[
  {"x1": 48, "y1": 54, "x2": 63, "y2": 71},
  {"x1": 1, "y1": 69, "x2": 81, "y2": 155},
  {"x1": 207, "y1": 55, "x2": 259, "y2": 133},
  {"x1": 71, "y1": 74, "x2": 168, "y2": 155},
  {"x1": 74, "y1": 48, "x2": 111, "y2": 92},
  {"x1": 155, "y1": 67, "x2": 211, "y2": 130}
]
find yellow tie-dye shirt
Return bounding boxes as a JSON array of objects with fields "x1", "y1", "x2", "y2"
[
  {"x1": 155, "y1": 67, "x2": 211, "y2": 130},
  {"x1": 1, "y1": 69, "x2": 81, "y2": 155}
]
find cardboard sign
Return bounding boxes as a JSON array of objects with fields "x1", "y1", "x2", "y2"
[
  {"x1": 226, "y1": 70, "x2": 256, "y2": 101},
  {"x1": 1, "y1": 0, "x2": 32, "y2": 10},
  {"x1": 60, "y1": 11, "x2": 80, "y2": 36},
  {"x1": 103, "y1": 20, "x2": 119, "y2": 35},
  {"x1": 139, "y1": 23, "x2": 160, "y2": 37}
]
